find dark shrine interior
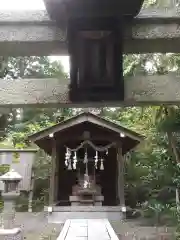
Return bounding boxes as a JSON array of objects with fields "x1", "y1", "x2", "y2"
[{"x1": 57, "y1": 145, "x2": 118, "y2": 206}]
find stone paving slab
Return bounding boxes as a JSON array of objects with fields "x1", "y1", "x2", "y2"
[
  {"x1": 66, "y1": 237, "x2": 88, "y2": 240},
  {"x1": 67, "y1": 226, "x2": 87, "y2": 237},
  {"x1": 57, "y1": 219, "x2": 118, "y2": 240}
]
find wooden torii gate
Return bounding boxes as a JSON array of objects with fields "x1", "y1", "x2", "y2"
[{"x1": 0, "y1": 0, "x2": 178, "y2": 109}]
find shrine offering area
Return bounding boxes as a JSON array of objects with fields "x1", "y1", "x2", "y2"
[{"x1": 29, "y1": 112, "x2": 143, "y2": 219}]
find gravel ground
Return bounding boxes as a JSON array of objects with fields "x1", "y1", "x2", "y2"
[
  {"x1": 9, "y1": 213, "x2": 174, "y2": 240},
  {"x1": 111, "y1": 220, "x2": 174, "y2": 239},
  {"x1": 14, "y1": 212, "x2": 63, "y2": 240}
]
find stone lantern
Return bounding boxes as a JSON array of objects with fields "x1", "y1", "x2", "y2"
[{"x1": 0, "y1": 169, "x2": 22, "y2": 229}]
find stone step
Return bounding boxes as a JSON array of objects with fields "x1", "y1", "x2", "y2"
[{"x1": 79, "y1": 200, "x2": 94, "y2": 203}]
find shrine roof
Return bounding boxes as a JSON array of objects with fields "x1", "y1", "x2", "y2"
[{"x1": 28, "y1": 112, "x2": 144, "y2": 155}]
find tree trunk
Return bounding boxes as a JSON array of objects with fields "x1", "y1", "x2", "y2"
[
  {"x1": 167, "y1": 133, "x2": 180, "y2": 209},
  {"x1": 164, "y1": 107, "x2": 180, "y2": 163},
  {"x1": 176, "y1": 188, "x2": 180, "y2": 208},
  {"x1": 164, "y1": 107, "x2": 180, "y2": 209},
  {"x1": 167, "y1": 132, "x2": 180, "y2": 163}
]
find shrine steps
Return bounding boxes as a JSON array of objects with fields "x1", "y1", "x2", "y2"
[
  {"x1": 57, "y1": 219, "x2": 119, "y2": 240},
  {"x1": 45, "y1": 206, "x2": 123, "y2": 224}
]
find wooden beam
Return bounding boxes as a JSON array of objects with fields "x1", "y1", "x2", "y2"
[
  {"x1": 57, "y1": 136, "x2": 120, "y2": 144},
  {"x1": 0, "y1": 74, "x2": 179, "y2": 107},
  {"x1": 1, "y1": 5, "x2": 180, "y2": 55}
]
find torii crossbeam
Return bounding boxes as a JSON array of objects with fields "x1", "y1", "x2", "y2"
[
  {"x1": 0, "y1": 74, "x2": 178, "y2": 108},
  {"x1": 0, "y1": 7, "x2": 179, "y2": 56}
]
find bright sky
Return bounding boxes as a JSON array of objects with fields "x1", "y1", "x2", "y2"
[
  {"x1": 0, "y1": 0, "x2": 70, "y2": 73},
  {"x1": 0, "y1": 0, "x2": 45, "y2": 10}
]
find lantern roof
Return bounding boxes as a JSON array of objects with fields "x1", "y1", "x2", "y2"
[{"x1": 0, "y1": 169, "x2": 22, "y2": 181}]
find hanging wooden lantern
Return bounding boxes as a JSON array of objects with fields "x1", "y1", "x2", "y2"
[
  {"x1": 44, "y1": 0, "x2": 144, "y2": 102},
  {"x1": 68, "y1": 17, "x2": 124, "y2": 101},
  {"x1": 44, "y1": 0, "x2": 144, "y2": 24}
]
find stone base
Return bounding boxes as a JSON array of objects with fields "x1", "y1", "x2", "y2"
[
  {"x1": 69, "y1": 195, "x2": 104, "y2": 206},
  {"x1": 45, "y1": 206, "x2": 124, "y2": 224},
  {"x1": 0, "y1": 228, "x2": 23, "y2": 240}
]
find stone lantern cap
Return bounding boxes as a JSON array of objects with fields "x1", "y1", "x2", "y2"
[{"x1": 0, "y1": 169, "x2": 22, "y2": 182}]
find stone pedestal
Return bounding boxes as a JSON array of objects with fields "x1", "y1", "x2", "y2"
[
  {"x1": 1, "y1": 192, "x2": 19, "y2": 229},
  {"x1": 69, "y1": 195, "x2": 104, "y2": 206}
]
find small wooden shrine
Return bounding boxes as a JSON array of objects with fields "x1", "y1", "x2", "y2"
[{"x1": 28, "y1": 112, "x2": 143, "y2": 221}]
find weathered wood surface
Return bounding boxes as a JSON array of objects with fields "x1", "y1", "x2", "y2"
[
  {"x1": 0, "y1": 74, "x2": 179, "y2": 107},
  {"x1": 0, "y1": 3, "x2": 180, "y2": 55}
]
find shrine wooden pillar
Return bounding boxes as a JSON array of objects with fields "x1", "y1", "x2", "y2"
[
  {"x1": 49, "y1": 136, "x2": 56, "y2": 206},
  {"x1": 54, "y1": 149, "x2": 59, "y2": 203},
  {"x1": 116, "y1": 143, "x2": 126, "y2": 214}
]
